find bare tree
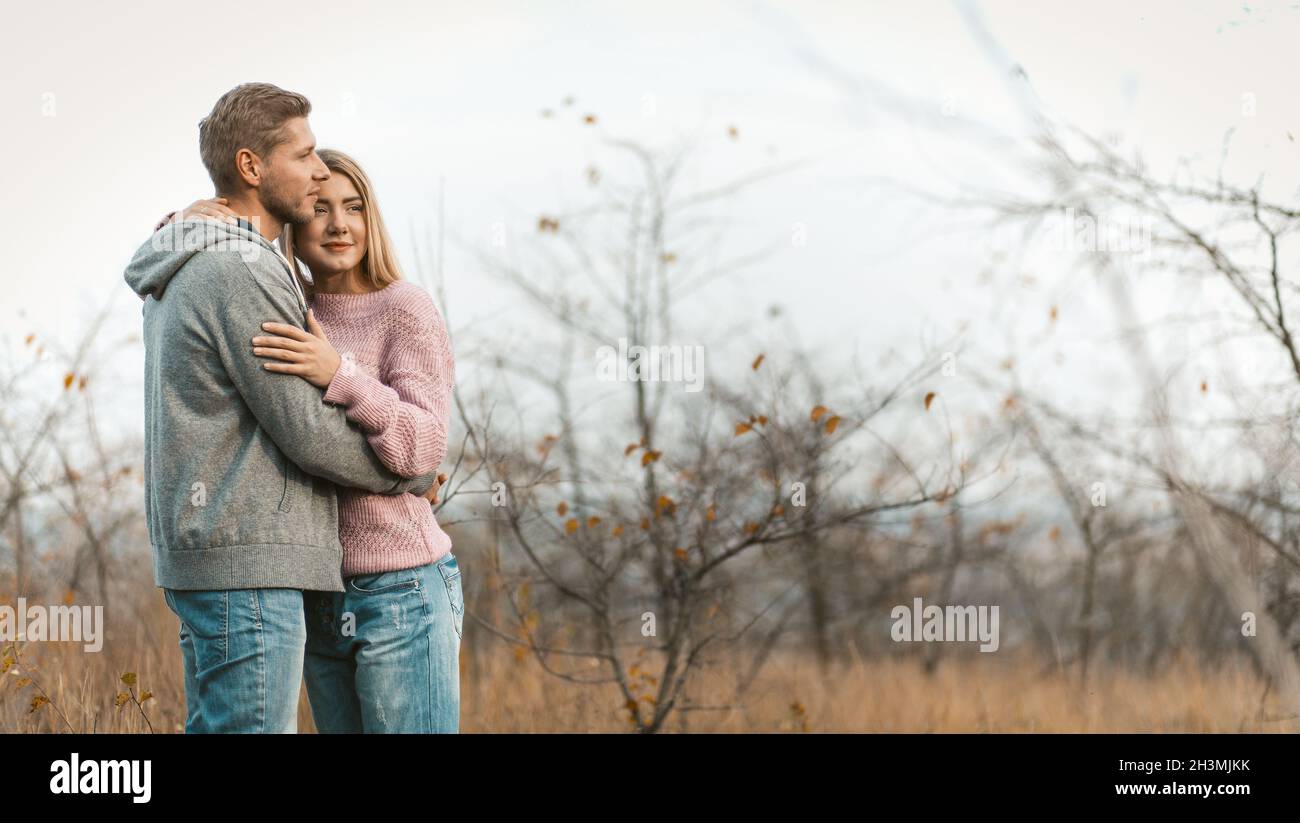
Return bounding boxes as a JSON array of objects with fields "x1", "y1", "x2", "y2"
[{"x1": 437, "y1": 132, "x2": 968, "y2": 731}]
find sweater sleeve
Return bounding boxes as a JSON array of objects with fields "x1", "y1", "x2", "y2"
[
  {"x1": 320, "y1": 294, "x2": 455, "y2": 479},
  {"x1": 211, "y1": 265, "x2": 438, "y2": 496}
]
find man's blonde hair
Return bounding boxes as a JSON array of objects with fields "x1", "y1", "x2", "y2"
[
  {"x1": 198, "y1": 83, "x2": 312, "y2": 194},
  {"x1": 280, "y1": 149, "x2": 404, "y2": 299}
]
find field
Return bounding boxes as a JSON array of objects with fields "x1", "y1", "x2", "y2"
[{"x1": 1, "y1": 577, "x2": 1286, "y2": 733}]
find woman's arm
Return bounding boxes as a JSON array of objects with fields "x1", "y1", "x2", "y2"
[
  {"x1": 137, "y1": 199, "x2": 241, "y2": 303},
  {"x1": 322, "y1": 306, "x2": 455, "y2": 478},
  {"x1": 154, "y1": 197, "x2": 239, "y2": 231},
  {"x1": 254, "y1": 303, "x2": 455, "y2": 479}
]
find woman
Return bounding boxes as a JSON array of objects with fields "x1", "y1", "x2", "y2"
[{"x1": 163, "y1": 150, "x2": 462, "y2": 733}]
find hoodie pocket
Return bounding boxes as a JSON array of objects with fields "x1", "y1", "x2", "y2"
[{"x1": 278, "y1": 454, "x2": 296, "y2": 513}]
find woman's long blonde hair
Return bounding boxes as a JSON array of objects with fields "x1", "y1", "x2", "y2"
[{"x1": 279, "y1": 148, "x2": 403, "y2": 300}]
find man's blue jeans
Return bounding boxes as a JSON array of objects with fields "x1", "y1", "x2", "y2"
[
  {"x1": 302, "y1": 553, "x2": 464, "y2": 733},
  {"x1": 163, "y1": 587, "x2": 306, "y2": 733}
]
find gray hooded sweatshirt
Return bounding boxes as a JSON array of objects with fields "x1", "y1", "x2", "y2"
[{"x1": 124, "y1": 218, "x2": 437, "y2": 592}]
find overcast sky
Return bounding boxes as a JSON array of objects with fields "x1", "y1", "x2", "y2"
[{"x1": 4, "y1": 0, "x2": 1298, "y2": 438}]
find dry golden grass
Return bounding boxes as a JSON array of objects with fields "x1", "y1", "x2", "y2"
[
  {"x1": 1, "y1": 578, "x2": 1289, "y2": 732},
  {"x1": 461, "y1": 645, "x2": 1288, "y2": 733}
]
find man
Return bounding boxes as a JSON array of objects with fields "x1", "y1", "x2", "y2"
[{"x1": 123, "y1": 83, "x2": 440, "y2": 733}]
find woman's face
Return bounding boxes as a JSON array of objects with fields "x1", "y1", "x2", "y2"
[{"x1": 295, "y1": 171, "x2": 368, "y2": 278}]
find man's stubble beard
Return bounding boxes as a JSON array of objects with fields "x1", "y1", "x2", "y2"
[{"x1": 261, "y1": 172, "x2": 314, "y2": 227}]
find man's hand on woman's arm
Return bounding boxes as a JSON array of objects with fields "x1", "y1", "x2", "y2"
[{"x1": 422, "y1": 473, "x2": 448, "y2": 504}]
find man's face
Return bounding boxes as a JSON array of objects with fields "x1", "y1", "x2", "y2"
[{"x1": 259, "y1": 117, "x2": 329, "y2": 226}]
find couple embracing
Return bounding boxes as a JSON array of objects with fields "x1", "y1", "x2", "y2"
[{"x1": 123, "y1": 82, "x2": 462, "y2": 733}]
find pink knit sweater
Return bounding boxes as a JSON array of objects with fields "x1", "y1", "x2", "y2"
[{"x1": 311, "y1": 279, "x2": 455, "y2": 576}]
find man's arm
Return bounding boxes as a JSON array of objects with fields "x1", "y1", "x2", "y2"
[{"x1": 210, "y1": 260, "x2": 439, "y2": 495}]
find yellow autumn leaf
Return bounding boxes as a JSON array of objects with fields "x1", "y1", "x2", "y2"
[
  {"x1": 624, "y1": 442, "x2": 639, "y2": 456},
  {"x1": 752, "y1": 353, "x2": 765, "y2": 370},
  {"x1": 63, "y1": 372, "x2": 74, "y2": 390},
  {"x1": 587, "y1": 516, "x2": 601, "y2": 528},
  {"x1": 120, "y1": 672, "x2": 137, "y2": 687},
  {"x1": 810, "y1": 405, "x2": 828, "y2": 422},
  {"x1": 735, "y1": 422, "x2": 753, "y2": 436},
  {"x1": 556, "y1": 501, "x2": 568, "y2": 516},
  {"x1": 565, "y1": 518, "x2": 579, "y2": 534},
  {"x1": 924, "y1": 391, "x2": 936, "y2": 411},
  {"x1": 824, "y1": 415, "x2": 840, "y2": 434},
  {"x1": 641, "y1": 450, "x2": 661, "y2": 465}
]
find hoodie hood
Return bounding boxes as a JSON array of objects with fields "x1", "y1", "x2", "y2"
[{"x1": 124, "y1": 218, "x2": 286, "y2": 301}]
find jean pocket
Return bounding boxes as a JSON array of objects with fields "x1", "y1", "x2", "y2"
[
  {"x1": 348, "y1": 569, "x2": 421, "y2": 594},
  {"x1": 437, "y1": 554, "x2": 464, "y2": 638},
  {"x1": 166, "y1": 588, "x2": 228, "y2": 667}
]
